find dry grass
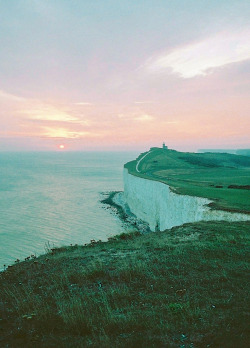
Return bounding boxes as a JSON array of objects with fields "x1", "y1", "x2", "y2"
[{"x1": 0, "y1": 221, "x2": 249, "y2": 347}]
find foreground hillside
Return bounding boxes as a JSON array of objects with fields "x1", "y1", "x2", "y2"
[
  {"x1": 0, "y1": 221, "x2": 249, "y2": 347},
  {"x1": 125, "y1": 148, "x2": 250, "y2": 213}
]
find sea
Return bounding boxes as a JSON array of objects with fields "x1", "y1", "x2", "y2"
[{"x1": 0, "y1": 151, "x2": 137, "y2": 269}]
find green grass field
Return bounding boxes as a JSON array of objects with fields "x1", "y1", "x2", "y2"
[
  {"x1": 125, "y1": 148, "x2": 250, "y2": 214},
  {"x1": 0, "y1": 221, "x2": 249, "y2": 347}
]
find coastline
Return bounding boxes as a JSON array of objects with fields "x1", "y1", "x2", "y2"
[
  {"x1": 123, "y1": 168, "x2": 250, "y2": 231},
  {"x1": 124, "y1": 147, "x2": 250, "y2": 215},
  {"x1": 101, "y1": 191, "x2": 151, "y2": 234}
]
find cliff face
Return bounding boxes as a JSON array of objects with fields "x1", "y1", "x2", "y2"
[{"x1": 123, "y1": 168, "x2": 250, "y2": 231}]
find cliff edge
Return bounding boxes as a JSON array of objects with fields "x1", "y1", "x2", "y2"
[{"x1": 123, "y1": 147, "x2": 250, "y2": 231}]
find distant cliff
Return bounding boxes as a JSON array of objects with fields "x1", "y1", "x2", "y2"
[
  {"x1": 198, "y1": 149, "x2": 250, "y2": 156},
  {"x1": 123, "y1": 168, "x2": 250, "y2": 231}
]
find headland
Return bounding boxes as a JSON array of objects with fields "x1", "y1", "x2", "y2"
[{"x1": 119, "y1": 147, "x2": 250, "y2": 231}]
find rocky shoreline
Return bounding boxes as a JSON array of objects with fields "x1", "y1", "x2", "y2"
[{"x1": 101, "y1": 191, "x2": 151, "y2": 234}]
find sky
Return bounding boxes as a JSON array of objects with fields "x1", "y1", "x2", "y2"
[{"x1": 0, "y1": 0, "x2": 249, "y2": 151}]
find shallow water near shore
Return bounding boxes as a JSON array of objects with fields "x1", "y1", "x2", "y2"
[{"x1": 0, "y1": 151, "x2": 136, "y2": 268}]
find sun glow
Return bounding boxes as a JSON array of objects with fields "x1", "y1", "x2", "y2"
[{"x1": 59, "y1": 144, "x2": 65, "y2": 149}]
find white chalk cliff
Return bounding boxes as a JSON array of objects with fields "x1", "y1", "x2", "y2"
[{"x1": 123, "y1": 168, "x2": 250, "y2": 231}]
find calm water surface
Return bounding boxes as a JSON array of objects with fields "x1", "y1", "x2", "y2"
[{"x1": 0, "y1": 152, "x2": 136, "y2": 268}]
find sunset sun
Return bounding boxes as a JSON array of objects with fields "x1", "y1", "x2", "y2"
[{"x1": 59, "y1": 144, "x2": 65, "y2": 149}]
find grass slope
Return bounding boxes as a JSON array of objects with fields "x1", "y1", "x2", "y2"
[
  {"x1": 125, "y1": 148, "x2": 250, "y2": 213},
  {"x1": 0, "y1": 221, "x2": 249, "y2": 347}
]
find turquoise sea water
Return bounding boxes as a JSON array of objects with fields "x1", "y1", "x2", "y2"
[{"x1": 0, "y1": 152, "x2": 136, "y2": 268}]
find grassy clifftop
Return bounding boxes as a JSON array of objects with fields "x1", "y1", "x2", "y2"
[
  {"x1": 0, "y1": 221, "x2": 249, "y2": 347},
  {"x1": 124, "y1": 148, "x2": 250, "y2": 214}
]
